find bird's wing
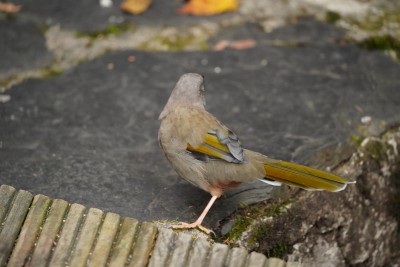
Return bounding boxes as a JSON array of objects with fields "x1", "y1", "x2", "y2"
[
  {"x1": 187, "y1": 128, "x2": 246, "y2": 164},
  {"x1": 167, "y1": 105, "x2": 246, "y2": 164}
]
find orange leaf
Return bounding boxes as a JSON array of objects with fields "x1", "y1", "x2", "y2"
[
  {"x1": 213, "y1": 40, "x2": 230, "y2": 51},
  {"x1": 229, "y1": 39, "x2": 256, "y2": 50},
  {"x1": 121, "y1": 0, "x2": 152, "y2": 15},
  {"x1": 213, "y1": 39, "x2": 256, "y2": 51},
  {"x1": 177, "y1": 0, "x2": 238, "y2": 16},
  {"x1": 0, "y1": 2, "x2": 21, "y2": 13}
]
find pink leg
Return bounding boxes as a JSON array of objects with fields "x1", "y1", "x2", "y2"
[{"x1": 173, "y1": 195, "x2": 219, "y2": 234}]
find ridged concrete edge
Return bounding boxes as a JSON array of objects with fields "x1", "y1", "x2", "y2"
[{"x1": 0, "y1": 184, "x2": 302, "y2": 267}]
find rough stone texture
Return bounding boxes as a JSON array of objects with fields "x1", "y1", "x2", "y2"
[
  {"x1": 228, "y1": 127, "x2": 400, "y2": 266},
  {"x1": 1, "y1": 39, "x2": 400, "y2": 228},
  {"x1": 0, "y1": 19, "x2": 53, "y2": 80}
]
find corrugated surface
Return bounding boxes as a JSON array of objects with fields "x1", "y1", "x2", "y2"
[{"x1": 0, "y1": 185, "x2": 301, "y2": 267}]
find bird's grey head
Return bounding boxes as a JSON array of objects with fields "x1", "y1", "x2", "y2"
[{"x1": 159, "y1": 73, "x2": 206, "y2": 119}]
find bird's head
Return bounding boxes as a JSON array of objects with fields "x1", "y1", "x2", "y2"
[{"x1": 159, "y1": 73, "x2": 206, "y2": 119}]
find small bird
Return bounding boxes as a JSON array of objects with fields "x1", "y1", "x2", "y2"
[{"x1": 158, "y1": 73, "x2": 355, "y2": 234}]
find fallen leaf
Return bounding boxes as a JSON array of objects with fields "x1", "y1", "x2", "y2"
[
  {"x1": 213, "y1": 39, "x2": 256, "y2": 51},
  {"x1": 0, "y1": 2, "x2": 21, "y2": 13},
  {"x1": 229, "y1": 39, "x2": 256, "y2": 50},
  {"x1": 127, "y1": 55, "x2": 136, "y2": 62},
  {"x1": 121, "y1": 0, "x2": 151, "y2": 15},
  {"x1": 213, "y1": 40, "x2": 230, "y2": 51},
  {"x1": 177, "y1": 0, "x2": 238, "y2": 16}
]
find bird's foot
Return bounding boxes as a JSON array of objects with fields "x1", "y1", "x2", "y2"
[{"x1": 172, "y1": 221, "x2": 214, "y2": 235}]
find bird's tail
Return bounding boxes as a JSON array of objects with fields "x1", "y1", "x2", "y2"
[{"x1": 260, "y1": 159, "x2": 355, "y2": 192}]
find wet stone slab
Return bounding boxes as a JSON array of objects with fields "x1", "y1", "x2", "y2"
[
  {"x1": 0, "y1": 41, "x2": 399, "y2": 228},
  {"x1": 0, "y1": 19, "x2": 53, "y2": 80}
]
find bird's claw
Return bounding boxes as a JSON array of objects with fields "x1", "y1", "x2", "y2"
[{"x1": 172, "y1": 222, "x2": 215, "y2": 235}]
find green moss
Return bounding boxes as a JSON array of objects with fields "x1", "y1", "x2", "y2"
[
  {"x1": 42, "y1": 66, "x2": 64, "y2": 78},
  {"x1": 348, "y1": 9, "x2": 400, "y2": 59},
  {"x1": 75, "y1": 23, "x2": 132, "y2": 39},
  {"x1": 36, "y1": 24, "x2": 50, "y2": 34},
  {"x1": 325, "y1": 11, "x2": 341, "y2": 24},
  {"x1": 158, "y1": 35, "x2": 193, "y2": 51},
  {"x1": 268, "y1": 242, "x2": 289, "y2": 258},
  {"x1": 248, "y1": 223, "x2": 271, "y2": 246},
  {"x1": 140, "y1": 34, "x2": 210, "y2": 52},
  {"x1": 198, "y1": 40, "x2": 210, "y2": 52},
  {"x1": 350, "y1": 134, "x2": 364, "y2": 148},
  {"x1": 247, "y1": 219, "x2": 291, "y2": 258},
  {"x1": 265, "y1": 203, "x2": 284, "y2": 217},
  {"x1": 223, "y1": 198, "x2": 293, "y2": 244},
  {"x1": 358, "y1": 34, "x2": 400, "y2": 59},
  {"x1": 247, "y1": 199, "x2": 292, "y2": 218},
  {"x1": 350, "y1": 10, "x2": 400, "y2": 32},
  {"x1": 227, "y1": 215, "x2": 252, "y2": 240},
  {"x1": 361, "y1": 138, "x2": 387, "y2": 160},
  {"x1": 3, "y1": 12, "x2": 17, "y2": 20},
  {"x1": 1, "y1": 78, "x2": 12, "y2": 89}
]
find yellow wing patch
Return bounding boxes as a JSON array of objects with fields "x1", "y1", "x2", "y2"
[{"x1": 187, "y1": 129, "x2": 245, "y2": 163}]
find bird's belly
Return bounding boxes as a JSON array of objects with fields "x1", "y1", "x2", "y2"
[{"x1": 203, "y1": 160, "x2": 262, "y2": 186}]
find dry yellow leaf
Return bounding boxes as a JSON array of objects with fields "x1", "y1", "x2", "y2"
[
  {"x1": 177, "y1": 0, "x2": 238, "y2": 16},
  {"x1": 121, "y1": 0, "x2": 152, "y2": 15}
]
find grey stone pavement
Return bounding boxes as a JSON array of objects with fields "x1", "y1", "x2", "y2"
[{"x1": 1, "y1": 0, "x2": 400, "y2": 230}]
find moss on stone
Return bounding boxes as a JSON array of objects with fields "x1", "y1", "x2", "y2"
[
  {"x1": 41, "y1": 66, "x2": 64, "y2": 78},
  {"x1": 75, "y1": 23, "x2": 132, "y2": 39},
  {"x1": 358, "y1": 34, "x2": 400, "y2": 59},
  {"x1": 248, "y1": 223, "x2": 271, "y2": 247},
  {"x1": 247, "y1": 208, "x2": 296, "y2": 258},
  {"x1": 350, "y1": 10, "x2": 400, "y2": 33},
  {"x1": 1, "y1": 77, "x2": 12, "y2": 90},
  {"x1": 346, "y1": 9, "x2": 400, "y2": 59},
  {"x1": 350, "y1": 133, "x2": 364, "y2": 148},
  {"x1": 139, "y1": 34, "x2": 210, "y2": 52},
  {"x1": 227, "y1": 215, "x2": 252, "y2": 240},
  {"x1": 222, "y1": 198, "x2": 293, "y2": 246},
  {"x1": 325, "y1": 11, "x2": 341, "y2": 24},
  {"x1": 2, "y1": 12, "x2": 16, "y2": 21},
  {"x1": 268, "y1": 242, "x2": 289, "y2": 258}
]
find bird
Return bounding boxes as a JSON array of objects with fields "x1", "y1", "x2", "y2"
[{"x1": 158, "y1": 73, "x2": 355, "y2": 234}]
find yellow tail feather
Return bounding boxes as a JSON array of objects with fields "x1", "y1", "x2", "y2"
[{"x1": 263, "y1": 160, "x2": 354, "y2": 192}]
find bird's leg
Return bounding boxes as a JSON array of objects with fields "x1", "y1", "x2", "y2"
[{"x1": 173, "y1": 195, "x2": 219, "y2": 234}]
